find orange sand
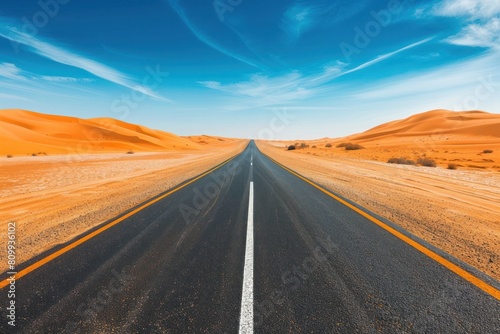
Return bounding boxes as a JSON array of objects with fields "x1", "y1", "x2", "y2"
[
  {"x1": 279, "y1": 110, "x2": 500, "y2": 171},
  {"x1": 0, "y1": 108, "x2": 248, "y2": 272},
  {"x1": 0, "y1": 109, "x2": 203, "y2": 155},
  {"x1": 0, "y1": 142, "x2": 247, "y2": 273}
]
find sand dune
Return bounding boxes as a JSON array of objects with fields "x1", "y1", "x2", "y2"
[
  {"x1": 183, "y1": 134, "x2": 234, "y2": 145},
  {"x1": 348, "y1": 109, "x2": 500, "y2": 142},
  {"x1": 277, "y1": 110, "x2": 500, "y2": 171},
  {"x1": 0, "y1": 109, "x2": 202, "y2": 155}
]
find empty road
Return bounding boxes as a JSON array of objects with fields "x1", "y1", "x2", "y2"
[{"x1": 1, "y1": 141, "x2": 499, "y2": 333}]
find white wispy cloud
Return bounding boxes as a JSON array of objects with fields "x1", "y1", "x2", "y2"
[
  {"x1": 0, "y1": 62, "x2": 111, "y2": 100},
  {"x1": 40, "y1": 76, "x2": 94, "y2": 83},
  {"x1": 199, "y1": 38, "x2": 432, "y2": 106},
  {"x1": 434, "y1": 0, "x2": 500, "y2": 48},
  {"x1": 0, "y1": 92, "x2": 28, "y2": 101},
  {"x1": 0, "y1": 79, "x2": 94, "y2": 99},
  {"x1": 200, "y1": 71, "x2": 318, "y2": 106},
  {"x1": 434, "y1": 0, "x2": 500, "y2": 19},
  {"x1": 281, "y1": 0, "x2": 368, "y2": 42},
  {"x1": 0, "y1": 63, "x2": 27, "y2": 81},
  {"x1": 281, "y1": 2, "x2": 324, "y2": 41},
  {"x1": 353, "y1": 51, "x2": 500, "y2": 105},
  {"x1": 198, "y1": 64, "x2": 348, "y2": 106},
  {"x1": 0, "y1": 62, "x2": 95, "y2": 84},
  {"x1": 167, "y1": 0, "x2": 263, "y2": 70},
  {"x1": 446, "y1": 18, "x2": 500, "y2": 48},
  {"x1": 342, "y1": 38, "x2": 434, "y2": 75},
  {"x1": 0, "y1": 19, "x2": 171, "y2": 101}
]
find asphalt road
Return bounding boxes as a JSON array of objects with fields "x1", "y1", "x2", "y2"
[{"x1": 1, "y1": 141, "x2": 499, "y2": 333}]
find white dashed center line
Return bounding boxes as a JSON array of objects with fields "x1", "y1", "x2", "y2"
[{"x1": 239, "y1": 182, "x2": 254, "y2": 333}]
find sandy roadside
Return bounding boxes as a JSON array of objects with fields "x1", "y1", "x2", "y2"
[
  {"x1": 256, "y1": 141, "x2": 500, "y2": 281},
  {"x1": 0, "y1": 140, "x2": 248, "y2": 273}
]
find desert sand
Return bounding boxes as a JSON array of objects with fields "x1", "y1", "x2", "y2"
[
  {"x1": 258, "y1": 109, "x2": 500, "y2": 280},
  {"x1": 282, "y1": 110, "x2": 500, "y2": 171},
  {"x1": 0, "y1": 146, "x2": 247, "y2": 273},
  {"x1": 0, "y1": 109, "x2": 203, "y2": 156},
  {"x1": 0, "y1": 109, "x2": 248, "y2": 272}
]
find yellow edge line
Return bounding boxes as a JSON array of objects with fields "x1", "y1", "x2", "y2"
[
  {"x1": 263, "y1": 153, "x2": 500, "y2": 301},
  {"x1": 0, "y1": 154, "x2": 240, "y2": 289}
]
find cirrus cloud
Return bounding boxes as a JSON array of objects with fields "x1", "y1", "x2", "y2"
[{"x1": 434, "y1": 0, "x2": 500, "y2": 49}]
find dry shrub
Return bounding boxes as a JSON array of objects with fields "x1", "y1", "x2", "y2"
[
  {"x1": 387, "y1": 157, "x2": 416, "y2": 165},
  {"x1": 344, "y1": 143, "x2": 364, "y2": 150},
  {"x1": 417, "y1": 157, "x2": 437, "y2": 167},
  {"x1": 337, "y1": 142, "x2": 364, "y2": 150}
]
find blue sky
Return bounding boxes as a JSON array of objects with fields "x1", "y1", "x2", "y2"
[{"x1": 1, "y1": 0, "x2": 499, "y2": 139}]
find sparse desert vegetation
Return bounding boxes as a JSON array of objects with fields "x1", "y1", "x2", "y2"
[
  {"x1": 447, "y1": 163, "x2": 458, "y2": 170},
  {"x1": 287, "y1": 145, "x2": 296, "y2": 151},
  {"x1": 387, "y1": 157, "x2": 416, "y2": 165},
  {"x1": 337, "y1": 142, "x2": 364, "y2": 150},
  {"x1": 345, "y1": 143, "x2": 364, "y2": 150},
  {"x1": 483, "y1": 149, "x2": 493, "y2": 154},
  {"x1": 31, "y1": 152, "x2": 47, "y2": 156},
  {"x1": 325, "y1": 143, "x2": 332, "y2": 148},
  {"x1": 127, "y1": 150, "x2": 135, "y2": 154},
  {"x1": 6, "y1": 154, "x2": 13, "y2": 158},
  {"x1": 417, "y1": 157, "x2": 437, "y2": 167}
]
